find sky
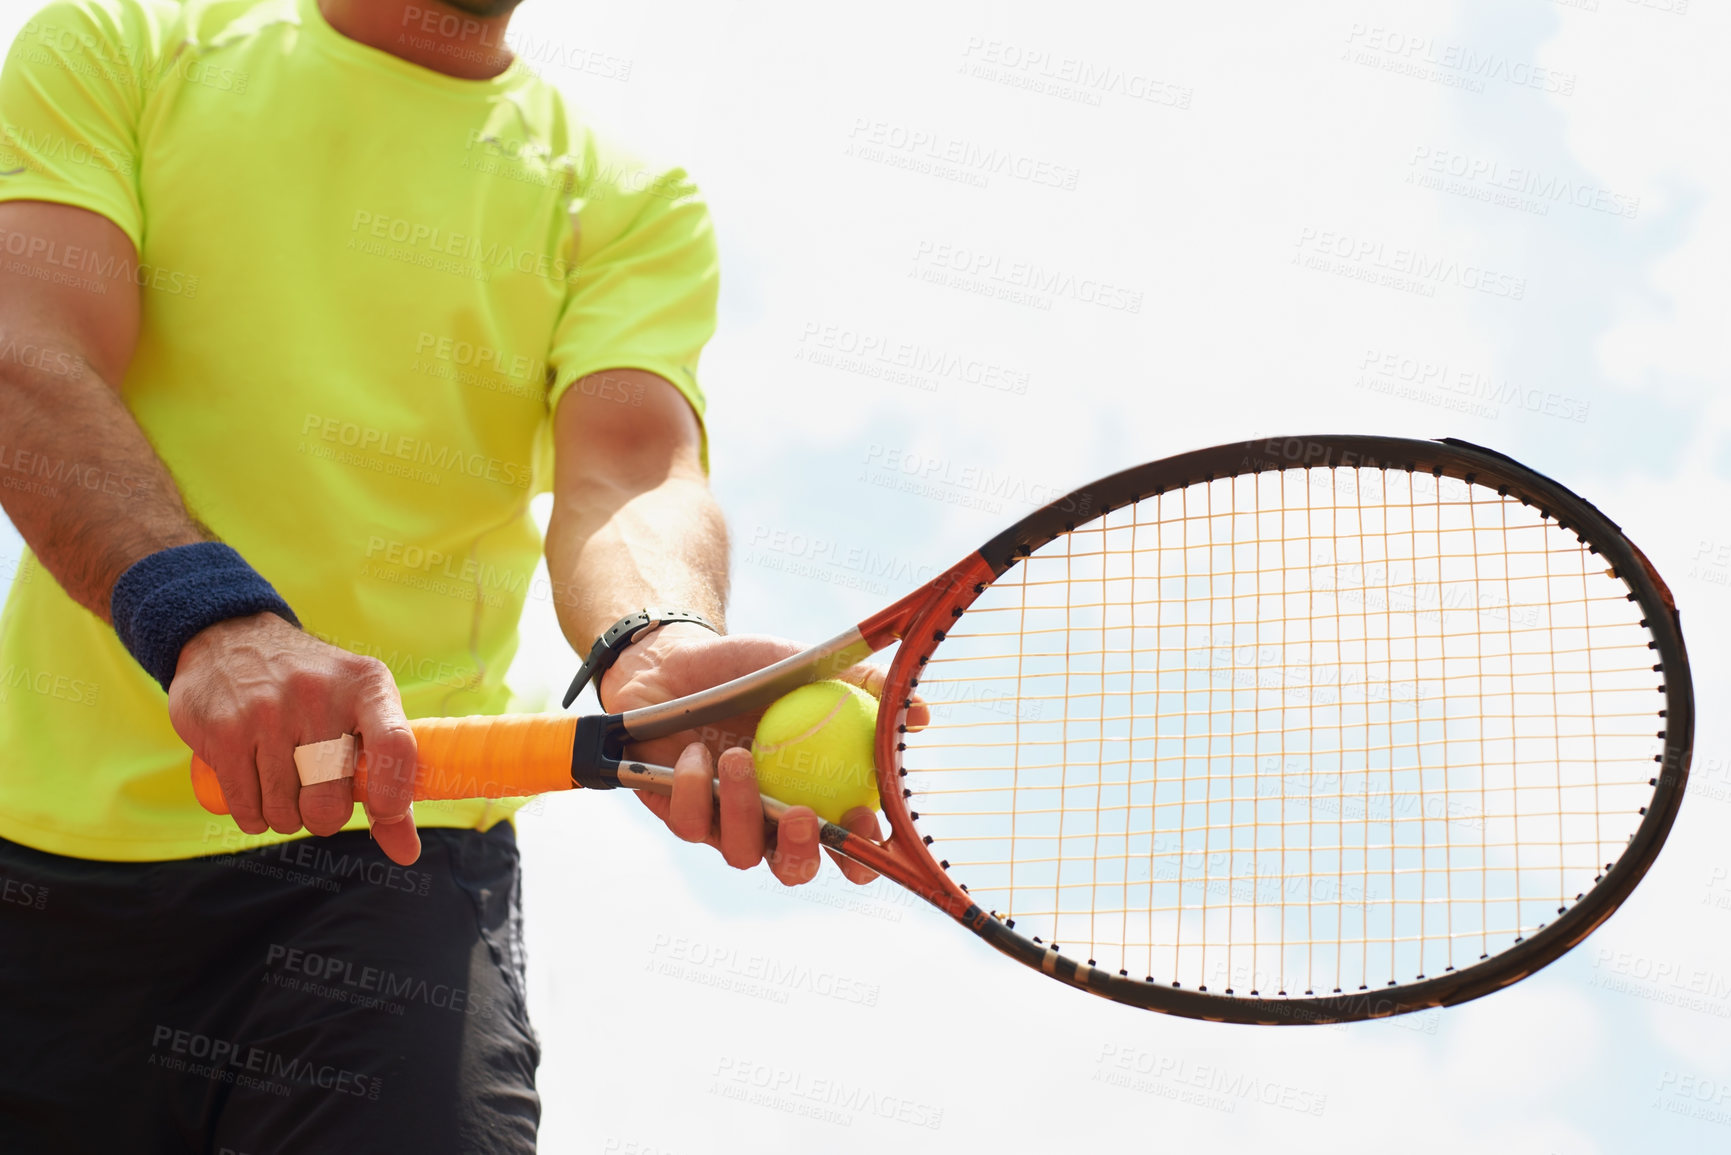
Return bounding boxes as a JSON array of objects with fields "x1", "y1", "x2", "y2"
[{"x1": 2, "y1": 0, "x2": 1729, "y2": 1151}]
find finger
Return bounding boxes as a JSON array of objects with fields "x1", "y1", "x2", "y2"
[
  {"x1": 212, "y1": 745, "x2": 268, "y2": 836},
  {"x1": 364, "y1": 801, "x2": 419, "y2": 864},
  {"x1": 770, "y1": 807, "x2": 821, "y2": 886},
  {"x1": 256, "y1": 736, "x2": 306, "y2": 837},
  {"x1": 840, "y1": 663, "x2": 888, "y2": 698},
  {"x1": 635, "y1": 789, "x2": 722, "y2": 852},
  {"x1": 364, "y1": 785, "x2": 419, "y2": 865},
  {"x1": 714, "y1": 747, "x2": 765, "y2": 870},
  {"x1": 667, "y1": 741, "x2": 716, "y2": 843},
  {"x1": 827, "y1": 806, "x2": 883, "y2": 884},
  {"x1": 300, "y1": 775, "x2": 355, "y2": 838},
  {"x1": 171, "y1": 684, "x2": 267, "y2": 835},
  {"x1": 838, "y1": 663, "x2": 929, "y2": 730},
  {"x1": 352, "y1": 676, "x2": 420, "y2": 865}
]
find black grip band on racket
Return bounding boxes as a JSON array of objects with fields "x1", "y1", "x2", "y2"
[{"x1": 569, "y1": 713, "x2": 627, "y2": 790}]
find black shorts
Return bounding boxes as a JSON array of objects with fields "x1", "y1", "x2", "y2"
[{"x1": 0, "y1": 823, "x2": 540, "y2": 1153}]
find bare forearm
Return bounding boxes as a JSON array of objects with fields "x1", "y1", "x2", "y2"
[
  {"x1": 545, "y1": 475, "x2": 729, "y2": 648},
  {"x1": 0, "y1": 359, "x2": 206, "y2": 620}
]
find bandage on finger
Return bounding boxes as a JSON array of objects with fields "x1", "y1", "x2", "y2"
[{"x1": 294, "y1": 733, "x2": 358, "y2": 787}]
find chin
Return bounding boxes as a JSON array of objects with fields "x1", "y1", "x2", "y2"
[{"x1": 439, "y1": 0, "x2": 525, "y2": 15}]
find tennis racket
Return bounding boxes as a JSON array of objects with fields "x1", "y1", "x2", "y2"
[{"x1": 190, "y1": 435, "x2": 1692, "y2": 1024}]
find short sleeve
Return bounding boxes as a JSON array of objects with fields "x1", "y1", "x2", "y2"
[
  {"x1": 0, "y1": 0, "x2": 162, "y2": 247},
  {"x1": 546, "y1": 136, "x2": 720, "y2": 463}
]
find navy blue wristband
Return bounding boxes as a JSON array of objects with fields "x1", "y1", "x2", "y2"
[{"x1": 110, "y1": 542, "x2": 301, "y2": 692}]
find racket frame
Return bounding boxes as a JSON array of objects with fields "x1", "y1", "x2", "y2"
[{"x1": 871, "y1": 436, "x2": 1693, "y2": 1024}]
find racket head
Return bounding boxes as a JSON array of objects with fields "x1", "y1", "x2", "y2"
[{"x1": 869, "y1": 436, "x2": 1692, "y2": 1024}]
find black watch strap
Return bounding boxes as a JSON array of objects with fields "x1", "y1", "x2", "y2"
[{"x1": 562, "y1": 608, "x2": 719, "y2": 709}]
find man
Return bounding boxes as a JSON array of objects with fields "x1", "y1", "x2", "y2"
[{"x1": 0, "y1": 0, "x2": 881, "y2": 1149}]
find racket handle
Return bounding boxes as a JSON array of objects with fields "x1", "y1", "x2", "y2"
[{"x1": 188, "y1": 714, "x2": 581, "y2": 815}]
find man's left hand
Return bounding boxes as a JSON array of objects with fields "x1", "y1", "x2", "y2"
[{"x1": 597, "y1": 623, "x2": 907, "y2": 887}]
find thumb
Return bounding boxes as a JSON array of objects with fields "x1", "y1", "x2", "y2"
[{"x1": 354, "y1": 684, "x2": 421, "y2": 865}]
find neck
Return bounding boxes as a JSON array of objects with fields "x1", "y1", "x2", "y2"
[{"x1": 317, "y1": 0, "x2": 515, "y2": 80}]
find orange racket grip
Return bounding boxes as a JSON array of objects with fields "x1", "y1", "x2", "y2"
[{"x1": 189, "y1": 714, "x2": 581, "y2": 815}]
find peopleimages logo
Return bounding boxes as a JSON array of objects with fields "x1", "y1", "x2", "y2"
[
  {"x1": 199, "y1": 824, "x2": 435, "y2": 895},
  {"x1": 1342, "y1": 24, "x2": 1576, "y2": 96},
  {"x1": 348, "y1": 211, "x2": 573, "y2": 283},
  {"x1": 958, "y1": 37, "x2": 1194, "y2": 110},
  {"x1": 1293, "y1": 228, "x2": 1525, "y2": 301},
  {"x1": 710, "y1": 1057, "x2": 943, "y2": 1130},
  {"x1": 1590, "y1": 947, "x2": 1731, "y2": 1018},
  {"x1": 845, "y1": 118, "x2": 1081, "y2": 190},
  {"x1": 796, "y1": 321, "x2": 1031, "y2": 395},
  {"x1": 860, "y1": 442, "x2": 1084, "y2": 516},
  {"x1": 646, "y1": 934, "x2": 881, "y2": 1008},
  {"x1": 150, "y1": 1025, "x2": 381, "y2": 1099},
  {"x1": 0, "y1": 873, "x2": 49, "y2": 910},
  {"x1": 414, "y1": 331, "x2": 545, "y2": 384},
  {"x1": 1, "y1": 123, "x2": 134, "y2": 176},
  {"x1": 299, "y1": 413, "x2": 532, "y2": 490},
  {"x1": 1095, "y1": 1043, "x2": 1329, "y2": 1116},
  {"x1": 0, "y1": 224, "x2": 199, "y2": 297},
  {"x1": 1407, "y1": 146, "x2": 1640, "y2": 219},
  {"x1": 0, "y1": 663, "x2": 100, "y2": 708},
  {"x1": 910, "y1": 239, "x2": 1144, "y2": 313},
  {"x1": 20, "y1": 18, "x2": 250, "y2": 95},
  {"x1": 265, "y1": 944, "x2": 490, "y2": 1016}
]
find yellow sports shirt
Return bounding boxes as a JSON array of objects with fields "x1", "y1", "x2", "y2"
[{"x1": 0, "y1": 0, "x2": 718, "y2": 859}]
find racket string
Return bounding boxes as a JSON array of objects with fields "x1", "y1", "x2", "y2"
[{"x1": 900, "y1": 466, "x2": 1664, "y2": 995}]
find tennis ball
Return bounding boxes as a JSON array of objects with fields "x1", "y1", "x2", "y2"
[{"x1": 752, "y1": 680, "x2": 881, "y2": 824}]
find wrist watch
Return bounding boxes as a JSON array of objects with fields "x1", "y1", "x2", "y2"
[{"x1": 561, "y1": 608, "x2": 719, "y2": 709}]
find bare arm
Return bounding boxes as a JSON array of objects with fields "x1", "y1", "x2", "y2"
[
  {"x1": 0, "y1": 201, "x2": 202, "y2": 609},
  {"x1": 546, "y1": 370, "x2": 880, "y2": 886},
  {"x1": 544, "y1": 368, "x2": 728, "y2": 647},
  {"x1": 0, "y1": 201, "x2": 419, "y2": 862}
]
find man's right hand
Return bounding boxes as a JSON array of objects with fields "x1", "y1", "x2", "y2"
[
  {"x1": 167, "y1": 612, "x2": 422, "y2": 864},
  {"x1": 0, "y1": 201, "x2": 421, "y2": 865}
]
